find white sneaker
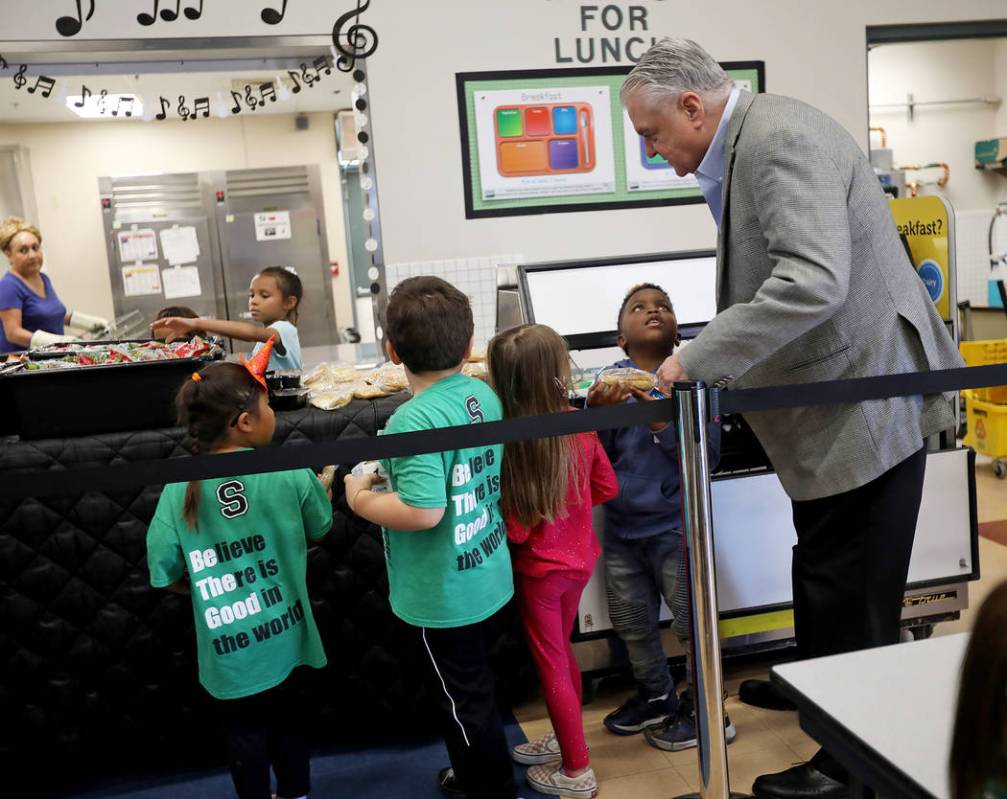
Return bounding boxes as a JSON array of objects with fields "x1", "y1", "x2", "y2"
[
  {"x1": 512, "y1": 731, "x2": 562, "y2": 765},
  {"x1": 526, "y1": 764, "x2": 598, "y2": 798}
]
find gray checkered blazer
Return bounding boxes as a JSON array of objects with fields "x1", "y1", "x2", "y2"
[{"x1": 680, "y1": 91, "x2": 963, "y2": 501}]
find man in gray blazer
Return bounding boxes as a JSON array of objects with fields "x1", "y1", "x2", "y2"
[{"x1": 623, "y1": 39, "x2": 962, "y2": 798}]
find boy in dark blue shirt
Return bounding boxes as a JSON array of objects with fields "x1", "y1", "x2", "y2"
[{"x1": 588, "y1": 282, "x2": 733, "y2": 752}]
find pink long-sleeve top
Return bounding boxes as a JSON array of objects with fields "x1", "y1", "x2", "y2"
[{"x1": 505, "y1": 430, "x2": 619, "y2": 579}]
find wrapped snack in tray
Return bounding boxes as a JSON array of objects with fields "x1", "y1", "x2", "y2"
[{"x1": 309, "y1": 385, "x2": 355, "y2": 410}]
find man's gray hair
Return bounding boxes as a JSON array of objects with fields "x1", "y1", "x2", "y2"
[{"x1": 620, "y1": 38, "x2": 733, "y2": 106}]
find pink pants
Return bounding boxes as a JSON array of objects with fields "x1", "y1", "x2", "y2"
[{"x1": 515, "y1": 571, "x2": 591, "y2": 773}]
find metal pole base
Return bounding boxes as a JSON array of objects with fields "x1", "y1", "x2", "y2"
[{"x1": 673, "y1": 793, "x2": 753, "y2": 799}]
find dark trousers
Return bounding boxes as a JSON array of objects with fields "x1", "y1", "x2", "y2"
[
  {"x1": 218, "y1": 669, "x2": 311, "y2": 799},
  {"x1": 419, "y1": 614, "x2": 517, "y2": 799},
  {"x1": 791, "y1": 445, "x2": 927, "y2": 661},
  {"x1": 790, "y1": 446, "x2": 926, "y2": 783}
]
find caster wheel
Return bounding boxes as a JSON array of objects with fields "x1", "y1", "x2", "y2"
[{"x1": 995, "y1": 461, "x2": 1007, "y2": 479}]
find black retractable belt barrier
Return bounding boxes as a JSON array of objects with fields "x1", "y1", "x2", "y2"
[{"x1": 2, "y1": 363, "x2": 1006, "y2": 500}]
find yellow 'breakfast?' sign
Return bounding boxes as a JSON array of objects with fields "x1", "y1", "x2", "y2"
[{"x1": 889, "y1": 196, "x2": 952, "y2": 322}]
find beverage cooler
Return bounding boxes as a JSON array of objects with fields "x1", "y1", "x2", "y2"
[{"x1": 99, "y1": 165, "x2": 338, "y2": 349}]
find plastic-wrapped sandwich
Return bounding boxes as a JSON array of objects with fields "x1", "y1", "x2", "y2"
[{"x1": 598, "y1": 367, "x2": 657, "y2": 392}]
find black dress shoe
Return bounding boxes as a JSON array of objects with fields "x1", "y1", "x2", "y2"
[
  {"x1": 752, "y1": 762, "x2": 848, "y2": 799},
  {"x1": 739, "y1": 678, "x2": 797, "y2": 711},
  {"x1": 437, "y1": 766, "x2": 467, "y2": 798}
]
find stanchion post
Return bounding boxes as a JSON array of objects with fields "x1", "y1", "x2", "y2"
[{"x1": 673, "y1": 381, "x2": 746, "y2": 799}]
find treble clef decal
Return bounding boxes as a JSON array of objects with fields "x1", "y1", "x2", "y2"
[
  {"x1": 332, "y1": 0, "x2": 378, "y2": 73},
  {"x1": 12, "y1": 65, "x2": 27, "y2": 90}
]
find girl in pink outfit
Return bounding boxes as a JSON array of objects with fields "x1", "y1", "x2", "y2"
[{"x1": 487, "y1": 324, "x2": 618, "y2": 799}]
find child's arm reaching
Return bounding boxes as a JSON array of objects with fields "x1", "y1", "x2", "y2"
[
  {"x1": 152, "y1": 317, "x2": 287, "y2": 354},
  {"x1": 344, "y1": 473, "x2": 445, "y2": 531}
]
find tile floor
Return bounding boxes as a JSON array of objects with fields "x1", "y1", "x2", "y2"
[{"x1": 512, "y1": 456, "x2": 1007, "y2": 798}]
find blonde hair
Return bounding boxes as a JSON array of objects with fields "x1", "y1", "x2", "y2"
[
  {"x1": 0, "y1": 217, "x2": 42, "y2": 253},
  {"x1": 488, "y1": 324, "x2": 581, "y2": 528}
]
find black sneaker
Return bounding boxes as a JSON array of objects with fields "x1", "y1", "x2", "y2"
[
  {"x1": 603, "y1": 691, "x2": 677, "y2": 735},
  {"x1": 437, "y1": 766, "x2": 467, "y2": 798},
  {"x1": 645, "y1": 693, "x2": 736, "y2": 752}
]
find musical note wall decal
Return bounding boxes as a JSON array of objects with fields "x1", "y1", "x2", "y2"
[
  {"x1": 56, "y1": 0, "x2": 95, "y2": 37},
  {"x1": 0, "y1": 54, "x2": 8, "y2": 71},
  {"x1": 192, "y1": 97, "x2": 211, "y2": 118},
  {"x1": 111, "y1": 96, "x2": 136, "y2": 118},
  {"x1": 27, "y1": 76, "x2": 56, "y2": 98},
  {"x1": 12, "y1": 65, "x2": 27, "y2": 90},
  {"x1": 73, "y1": 85, "x2": 92, "y2": 108},
  {"x1": 332, "y1": 0, "x2": 377, "y2": 73},
  {"x1": 159, "y1": 0, "x2": 182, "y2": 22},
  {"x1": 184, "y1": 0, "x2": 205, "y2": 21},
  {"x1": 287, "y1": 70, "x2": 303, "y2": 95},
  {"x1": 313, "y1": 56, "x2": 332, "y2": 76},
  {"x1": 261, "y1": 0, "x2": 288, "y2": 25},
  {"x1": 243, "y1": 84, "x2": 260, "y2": 111},
  {"x1": 97, "y1": 89, "x2": 109, "y2": 114},
  {"x1": 156, "y1": 96, "x2": 171, "y2": 120},
  {"x1": 260, "y1": 82, "x2": 277, "y2": 103},
  {"x1": 230, "y1": 90, "x2": 243, "y2": 114},
  {"x1": 138, "y1": 1, "x2": 161, "y2": 26},
  {"x1": 300, "y1": 62, "x2": 318, "y2": 88}
]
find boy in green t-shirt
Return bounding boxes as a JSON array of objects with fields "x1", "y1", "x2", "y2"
[{"x1": 344, "y1": 276, "x2": 516, "y2": 799}]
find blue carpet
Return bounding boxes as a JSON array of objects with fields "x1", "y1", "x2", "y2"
[{"x1": 67, "y1": 716, "x2": 550, "y2": 799}]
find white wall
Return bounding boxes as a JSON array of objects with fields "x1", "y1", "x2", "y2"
[
  {"x1": 0, "y1": 113, "x2": 354, "y2": 325},
  {"x1": 868, "y1": 38, "x2": 1002, "y2": 211},
  {"x1": 364, "y1": 0, "x2": 1007, "y2": 270},
  {"x1": 997, "y1": 40, "x2": 1007, "y2": 135}
]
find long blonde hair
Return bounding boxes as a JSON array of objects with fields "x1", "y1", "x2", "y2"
[
  {"x1": 0, "y1": 216, "x2": 42, "y2": 254},
  {"x1": 488, "y1": 324, "x2": 580, "y2": 528}
]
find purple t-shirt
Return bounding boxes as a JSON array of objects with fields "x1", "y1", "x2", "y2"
[{"x1": 0, "y1": 271, "x2": 66, "y2": 353}]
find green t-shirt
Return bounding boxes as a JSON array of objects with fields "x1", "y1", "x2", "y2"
[
  {"x1": 382, "y1": 373, "x2": 513, "y2": 628},
  {"x1": 147, "y1": 467, "x2": 332, "y2": 699}
]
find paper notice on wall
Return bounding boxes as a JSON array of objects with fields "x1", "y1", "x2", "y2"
[
  {"x1": 161, "y1": 266, "x2": 202, "y2": 300},
  {"x1": 117, "y1": 229, "x2": 159, "y2": 262},
  {"x1": 254, "y1": 211, "x2": 292, "y2": 241},
  {"x1": 122, "y1": 264, "x2": 162, "y2": 297},
  {"x1": 159, "y1": 226, "x2": 201, "y2": 266}
]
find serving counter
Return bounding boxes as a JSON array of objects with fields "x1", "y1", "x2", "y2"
[{"x1": 0, "y1": 399, "x2": 535, "y2": 793}]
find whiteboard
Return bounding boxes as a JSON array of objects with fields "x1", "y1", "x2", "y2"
[
  {"x1": 577, "y1": 447, "x2": 975, "y2": 635},
  {"x1": 522, "y1": 255, "x2": 717, "y2": 336}
]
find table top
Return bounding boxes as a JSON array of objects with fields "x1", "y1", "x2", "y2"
[{"x1": 772, "y1": 633, "x2": 969, "y2": 799}]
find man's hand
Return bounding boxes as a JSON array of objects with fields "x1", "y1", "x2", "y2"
[
  {"x1": 587, "y1": 381, "x2": 631, "y2": 407},
  {"x1": 657, "y1": 351, "x2": 689, "y2": 395},
  {"x1": 151, "y1": 316, "x2": 196, "y2": 343}
]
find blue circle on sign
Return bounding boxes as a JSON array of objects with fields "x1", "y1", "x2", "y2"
[{"x1": 917, "y1": 259, "x2": 944, "y2": 303}]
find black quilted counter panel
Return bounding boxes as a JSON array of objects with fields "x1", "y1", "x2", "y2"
[{"x1": 0, "y1": 398, "x2": 534, "y2": 794}]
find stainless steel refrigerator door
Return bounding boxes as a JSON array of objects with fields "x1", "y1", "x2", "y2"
[
  {"x1": 212, "y1": 166, "x2": 337, "y2": 350},
  {"x1": 100, "y1": 173, "x2": 227, "y2": 333}
]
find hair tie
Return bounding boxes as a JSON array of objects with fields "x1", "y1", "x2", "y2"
[{"x1": 191, "y1": 372, "x2": 203, "y2": 382}]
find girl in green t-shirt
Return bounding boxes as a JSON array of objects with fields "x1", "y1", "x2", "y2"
[{"x1": 147, "y1": 348, "x2": 334, "y2": 799}]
